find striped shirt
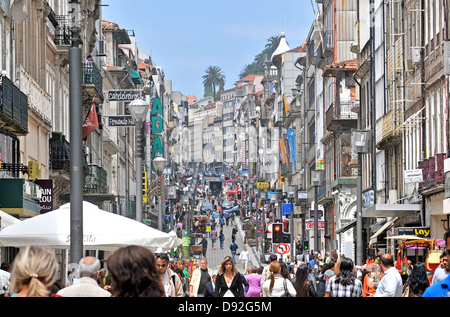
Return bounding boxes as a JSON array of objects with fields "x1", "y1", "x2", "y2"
[{"x1": 326, "y1": 275, "x2": 362, "y2": 297}]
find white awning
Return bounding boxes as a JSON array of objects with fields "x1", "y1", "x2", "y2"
[
  {"x1": 369, "y1": 217, "x2": 399, "y2": 244},
  {"x1": 362, "y1": 204, "x2": 421, "y2": 218}
]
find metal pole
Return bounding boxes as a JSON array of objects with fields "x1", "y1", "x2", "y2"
[
  {"x1": 135, "y1": 121, "x2": 143, "y2": 223},
  {"x1": 69, "y1": 2, "x2": 83, "y2": 265},
  {"x1": 356, "y1": 152, "x2": 363, "y2": 266},
  {"x1": 158, "y1": 174, "x2": 163, "y2": 231},
  {"x1": 290, "y1": 198, "x2": 294, "y2": 262},
  {"x1": 314, "y1": 185, "x2": 318, "y2": 253}
]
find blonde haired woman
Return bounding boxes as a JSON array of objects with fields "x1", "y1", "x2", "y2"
[
  {"x1": 10, "y1": 245, "x2": 59, "y2": 297},
  {"x1": 261, "y1": 261, "x2": 296, "y2": 297},
  {"x1": 215, "y1": 256, "x2": 245, "y2": 297}
]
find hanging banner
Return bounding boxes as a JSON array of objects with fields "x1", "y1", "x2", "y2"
[{"x1": 287, "y1": 130, "x2": 296, "y2": 170}]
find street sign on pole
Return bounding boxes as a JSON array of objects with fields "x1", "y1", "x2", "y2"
[
  {"x1": 108, "y1": 115, "x2": 135, "y2": 126},
  {"x1": 107, "y1": 90, "x2": 142, "y2": 102}
]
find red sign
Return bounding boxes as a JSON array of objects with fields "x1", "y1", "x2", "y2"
[
  {"x1": 275, "y1": 243, "x2": 290, "y2": 255},
  {"x1": 306, "y1": 220, "x2": 325, "y2": 230}
]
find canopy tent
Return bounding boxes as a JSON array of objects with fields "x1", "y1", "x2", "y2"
[
  {"x1": 0, "y1": 201, "x2": 182, "y2": 252},
  {"x1": 0, "y1": 210, "x2": 20, "y2": 229}
]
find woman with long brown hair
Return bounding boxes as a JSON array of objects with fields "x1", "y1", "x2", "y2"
[
  {"x1": 107, "y1": 245, "x2": 164, "y2": 297},
  {"x1": 293, "y1": 263, "x2": 317, "y2": 297}
]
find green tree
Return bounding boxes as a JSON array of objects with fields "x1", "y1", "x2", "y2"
[
  {"x1": 202, "y1": 66, "x2": 225, "y2": 101},
  {"x1": 239, "y1": 35, "x2": 282, "y2": 79}
]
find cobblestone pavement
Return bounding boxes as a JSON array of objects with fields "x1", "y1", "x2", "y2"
[{"x1": 192, "y1": 215, "x2": 263, "y2": 274}]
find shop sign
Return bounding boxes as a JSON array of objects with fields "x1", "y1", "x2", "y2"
[
  {"x1": 398, "y1": 227, "x2": 430, "y2": 238},
  {"x1": 151, "y1": 97, "x2": 164, "y2": 157}
]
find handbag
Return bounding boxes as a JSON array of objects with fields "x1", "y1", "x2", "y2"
[
  {"x1": 282, "y1": 278, "x2": 291, "y2": 297},
  {"x1": 402, "y1": 284, "x2": 410, "y2": 297}
]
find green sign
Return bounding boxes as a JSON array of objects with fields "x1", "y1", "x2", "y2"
[{"x1": 151, "y1": 98, "x2": 164, "y2": 171}]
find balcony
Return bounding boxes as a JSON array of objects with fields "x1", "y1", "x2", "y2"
[
  {"x1": 84, "y1": 165, "x2": 108, "y2": 194},
  {"x1": 82, "y1": 61, "x2": 104, "y2": 105},
  {"x1": 0, "y1": 75, "x2": 28, "y2": 137},
  {"x1": 54, "y1": 15, "x2": 71, "y2": 46},
  {"x1": 325, "y1": 101, "x2": 358, "y2": 133},
  {"x1": 418, "y1": 153, "x2": 446, "y2": 191},
  {"x1": 50, "y1": 132, "x2": 89, "y2": 177},
  {"x1": 375, "y1": 109, "x2": 402, "y2": 150}
]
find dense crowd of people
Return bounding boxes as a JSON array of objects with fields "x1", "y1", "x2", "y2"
[{"x1": 0, "y1": 228, "x2": 448, "y2": 297}]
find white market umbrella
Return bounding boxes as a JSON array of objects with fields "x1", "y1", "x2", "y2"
[
  {"x1": 0, "y1": 201, "x2": 182, "y2": 252},
  {"x1": 0, "y1": 209, "x2": 20, "y2": 229}
]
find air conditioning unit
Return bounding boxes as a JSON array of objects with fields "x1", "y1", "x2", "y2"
[{"x1": 411, "y1": 47, "x2": 421, "y2": 64}]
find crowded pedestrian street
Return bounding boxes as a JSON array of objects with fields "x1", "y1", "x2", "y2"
[{"x1": 1, "y1": 0, "x2": 450, "y2": 309}]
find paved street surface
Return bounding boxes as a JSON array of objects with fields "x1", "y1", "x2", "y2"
[{"x1": 192, "y1": 215, "x2": 263, "y2": 274}]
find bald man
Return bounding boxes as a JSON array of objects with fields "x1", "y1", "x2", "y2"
[
  {"x1": 57, "y1": 257, "x2": 111, "y2": 297},
  {"x1": 374, "y1": 254, "x2": 403, "y2": 297}
]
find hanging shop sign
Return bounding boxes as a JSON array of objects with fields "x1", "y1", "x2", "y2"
[{"x1": 151, "y1": 97, "x2": 164, "y2": 157}]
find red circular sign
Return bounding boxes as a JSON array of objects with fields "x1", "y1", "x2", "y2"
[{"x1": 276, "y1": 243, "x2": 290, "y2": 255}]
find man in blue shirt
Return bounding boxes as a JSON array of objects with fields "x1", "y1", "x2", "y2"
[{"x1": 423, "y1": 229, "x2": 450, "y2": 297}]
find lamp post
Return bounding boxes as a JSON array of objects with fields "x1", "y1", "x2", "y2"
[
  {"x1": 288, "y1": 185, "x2": 297, "y2": 263},
  {"x1": 129, "y1": 98, "x2": 149, "y2": 223},
  {"x1": 351, "y1": 129, "x2": 369, "y2": 266},
  {"x1": 311, "y1": 170, "x2": 322, "y2": 254},
  {"x1": 153, "y1": 156, "x2": 167, "y2": 231},
  {"x1": 69, "y1": 0, "x2": 83, "y2": 265}
]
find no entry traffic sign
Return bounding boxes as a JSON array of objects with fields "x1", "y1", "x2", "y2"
[{"x1": 275, "y1": 243, "x2": 290, "y2": 255}]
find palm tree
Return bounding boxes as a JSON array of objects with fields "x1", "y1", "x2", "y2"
[{"x1": 202, "y1": 66, "x2": 225, "y2": 101}]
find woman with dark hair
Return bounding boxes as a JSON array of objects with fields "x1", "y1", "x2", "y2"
[
  {"x1": 107, "y1": 245, "x2": 164, "y2": 297},
  {"x1": 215, "y1": 256, "x2": 245, "y2": 297},
  {"x1": 402, "y1": 262, "x2": 430, "y2": 297},
  {"x1": 325, "y1": 257, "x2": 362, "y2": 297},
  {"x1": 293, "y1": 263, "x2": 317, "y2": 297}
]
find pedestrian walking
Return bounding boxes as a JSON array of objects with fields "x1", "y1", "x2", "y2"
[
  {"x1": 203, "y1": 270, "x2": 217, "y2": 297},
  {"x1": 211, "y1": 227, "x2": 218, "y2": 249},
  {"x1": 374, "y1": 254, "x2": 403, "y2": 297},
  {"x1": 189, "y1": 258, "x2": 212, "y2": 297},
  {"x1": 156, "y1": 253, "x2": 184, "y2": 297},
  {"x1": 325, "y1": 257, "x2": 362, "y2": 297},
  {"x1": 245, "y1": 266, "x2": 262, "y2": 297},
  {"x1": 199, "y1": 235, "x2": 208, "y2": 257},
  {"x1": 57, "y1": 257, "x2": 111, "y2": 297},
  {"x1": 431, "y1": 251, "x2": 449, "y2": 285},
  {"x1": 424, "y1": 228, "x2": 450, "y2": 297},
  {"x1": 107, "y1": 245, "x2": 164, "y2": 297},
  {"x1": 229, "y1": 239, "x2": 239, "y2": 263},
  {"x1": 10, "y1": 245, "x2": 59, "y2": 297},
  {"x1": 239, "y1": 246, "x2": 250, "y2": 273},
  {"x1": 219, "y1": 229, "x2": 225, "y2": 249},
  {"x1": 402, "y1": 262, "x2": 429, "y2": 297},
  {"x1": 261, "y1": 261, "x2": 296, "y2": 297},
  {"x1": 293, "y1": 263, "x2": 317, "y2": 297},
  {"x1": 261, "y1": 254, "x2": 278, "y2": 286},
  {"x1": 215, "y1": 256, "x2": 245, "y2": 297},
  {"x1": 97, "y1": 268, "x2": 112, "y2": 290}
]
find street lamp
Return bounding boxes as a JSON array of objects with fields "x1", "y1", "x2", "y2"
[
  {"x1": 351, "y1": 129, "x2": 370, "y2": 266},
  {"x1": 129, "y1": 98, "x2": 149, "y2": 223},
  {"x1": 153, "y1": 156, "x2": 167, "y2": 231},
  {"x1": 311, "y1": 170, "x2": 322, "y2": 254}
]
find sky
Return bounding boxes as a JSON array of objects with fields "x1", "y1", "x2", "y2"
[{"x1": 102, "y1": 0, "x2": 317, "y2": 99}]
